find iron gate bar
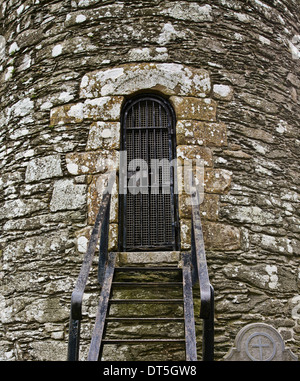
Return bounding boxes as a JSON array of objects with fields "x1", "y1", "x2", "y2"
[{"x1": 120, "y1": 94, "x2": 178, "y2": 251}]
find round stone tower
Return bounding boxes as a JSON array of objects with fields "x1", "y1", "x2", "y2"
[{"x1": 0, "y1": 0, "x2": 299, "y2": 361}]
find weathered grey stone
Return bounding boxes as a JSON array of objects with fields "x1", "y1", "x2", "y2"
[
  {"x1": 161, "y1": 2, "x2": 213, "y2": 23},
  {"x1": 170, "y1": 96, "x2": 217, "y2": 121},
  {"x1": 25, "y1": 155, "x2": 63, "y2": 183},
  {"x1": 204, "y1": 168, "x2": 232, "y2": 194},
  {"x1": 202, "y1": 222, "x2": 240, "y2": 251},
  {"x1": 1, "y1": 0, "x2": 299, "y2": 363},
  {"x1": 66, "y1": 150, "x2": 119, "y2": 175},
  {"x1": 252, "y1": 233, "x2": 294, "y2": 256},
  {"x1": 176, "y1": 120, "x2": 228, "y2": 147},
  {"x1": 222, "y1": 205, "x2": 282, "y2": 226},
  {"x1": 50, "y1": 96, "x2": 123, "y2": 125},
  {"x1": 86, "y1": 121, "x2": 120, "y2": 150},
  {"x1": 87, "y1": 172, "x2": 118, "y2": 225},
  {"x1": 0, "y1": 198, "x2": 48, "y2": 220},
  {"x1": 212, "y1": 84, "x2": 234, "y2": 101},
  {"x1": 80, "y1": 63, "x2": 211, "y2": 98},
  {"x1": 177, "y1": 145, "x2": 213, "y2": 167},
  {"x1": 50, "y1": 179, "x2": 86, "y2": 212},
  {"x1": 117, "y1": 251, "x2": 181, "y2": 266}
]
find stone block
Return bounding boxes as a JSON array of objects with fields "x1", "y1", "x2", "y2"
[
  {"x1": 221, "y1": 205, "x2": 281, "y2": 226},
  {"x1": 50, "y1": 103, "x2": 84, "y2": 125},
  {"x1": 180, "y1": 218, "x2": 191, "y2": 250},
  {"x1": 80, "y1": 63, "x2": 211, "y2": 98},
  {"x1": 86, "y1": 121, "x2": 120, "y2": 150},
  {"x1": 161, "y1": 2, "x2": 213, "y2": 22},
  {"x1": 50, "y1": 96, "x2": 123, "y2": 125},
  {"x1": 176, "y1": 120, "x2": 227, "y2": 147},
  {"x1": 75, "y1": 226, "x2": 93, "y2": 253},
  {"x1": 202, "y1": 222, "x2": 240, "y2": 251},
  {"x1": 108, "y1": 223, "x2": 118, "y2": 251},
  {"x1": 212, "y1": 84, "x2": 234, "y2": 101},
  {"x1": 25, "y1": 154, "x2": 62, "y2": 183},
  {"x1": 0, "y1": 198, "x2": 48, "y2": 220},
  {"x1": 180, "y1": 220, "x2": 240, "y2": 251},
  {"x1": 83, "y1": 97, "x2": 123, "y2": 121},
  {"x1": 177, "y1": 145, "x2": 213, "y2": 167},
  {"x1": 66, "y1": 150, "x2": 119, "y2": 175},
  {"x1": 117, "y1": 251, "x2": 181, "y2": 266},
  {"x1": 87, "y1": 172, "x2": 118, "y2": 225},
  {"x1": 179, "y1": 193, "x2": 219, "y2": 220},
  {"x1": 204, "y1": 168, "x2": 232, "y2": 194},
  {"x1": 251, "y1": 233, "x2": 294, "y2": 255},
  {"x1": 170, "y1": 96, "x2": 217, "y2": 121},
  {"x1": 50, "y1": 179, "x2": 86, "y2": 212}
]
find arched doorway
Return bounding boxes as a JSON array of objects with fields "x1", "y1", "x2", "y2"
[{"x1": 119, "y1": 94, "x2": 180, "y2": 251}]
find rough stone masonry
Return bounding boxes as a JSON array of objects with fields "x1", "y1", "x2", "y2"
[{"x1": 0, "y1": 0, "x2": 299, "y2": 361}]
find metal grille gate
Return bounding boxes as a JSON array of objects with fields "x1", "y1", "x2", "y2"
[{"x1": 120, "y1": 95, "x2": 178, "y2": 251}]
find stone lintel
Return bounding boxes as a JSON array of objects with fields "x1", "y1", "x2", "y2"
[{"x1": 79, "y1": 63, "x2": 211, "y2": 98}]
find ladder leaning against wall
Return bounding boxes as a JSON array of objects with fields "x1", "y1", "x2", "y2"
[{"x1": 67, "y1": 172, "x2": 214, "y2": 361}]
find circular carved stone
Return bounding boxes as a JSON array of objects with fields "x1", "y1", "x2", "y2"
[{"x1": 224, "y1": 323, "x2": 298, "y2": 361}]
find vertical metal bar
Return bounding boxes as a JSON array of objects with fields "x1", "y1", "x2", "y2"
[
  {"x1": 132, "y1": 105, "x2": 135, "y2": 247},
  {"x1": 140, "y1": 101, "x2": 144, "y2": 246},
  {"x1": 146, "y1": 103, "x2": 150, "y2": 247},
  {"x1": 190, "y1": 218, "x2": 198, "y2": 286},
  {"x1": 67, "y1": 318, "x2": 81, "y2": 361},
  {"x1": 122, "y1": 109, "x2": 128, "y2": 251},
  {"x1": 182, "y1": 252, "x2": 197, "y2": 361},
  {"x1": 153, "y1": 105, "x2": 158, "y2": 245},
  {"x1": 158, "y1": 104, "x2": 166, "y2": 243},
  {"x1": 202, "y1": 285, "x2": 214, "y2": 361},
  {"x1": 88, "y1": 253, "x2": 117, "y2": 361},
  {"x1": 98, "y1": 197, "x2": 111, "y2": 286},
  {"x1": 168, "y1": 108, "x2": 176, "y2": 249}
]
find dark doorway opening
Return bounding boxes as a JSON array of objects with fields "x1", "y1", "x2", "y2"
[{"x1": 119, "y1": 94, "x2": 180, "y2": 251}]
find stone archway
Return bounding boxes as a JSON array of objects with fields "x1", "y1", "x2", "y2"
[{"x1": 49, "y1": 62, "x2": 240, "y2": 253}]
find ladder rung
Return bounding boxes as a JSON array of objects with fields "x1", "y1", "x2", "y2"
[
  {"x1": 102, "y1": 339, "x2": 185, "y2": 344},
  {"x1": 109, "y1": 299, "x2": 183, "y2": 304},
  {"x1": 106, "y1": 317, "x2": 185, "y2": 322},
  {"x1": 112, "y1": 282, "x2": 182, "y2": 287},
  {"x1": 115, "y1": 267, "x2": 181, "y2": 272}
]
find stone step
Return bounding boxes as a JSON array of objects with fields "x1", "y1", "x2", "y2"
[
  {"x1": 113, "y1": 269, "x2": 182, "y2": 283},
  {"x1": 101, "y1": 342, "x2": 186, "y2": 361},
  {"x1": 111, "y1": 286, "x2": 183, "y2": 300},
  {"x1": 103, "y1": 321, "x2": 185, "y2": 340},
  {"x1": 116, "y1": 251, "x2": 181, "y2": 267}
]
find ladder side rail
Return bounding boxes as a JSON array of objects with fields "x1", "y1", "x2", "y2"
[
  {"x1": 190, "y1": 174, "x2": 214, "y2": 361},
  {"x1": 182, "y1": 252, "x2": 198, "y2": 361},
  {"x1": 88, "y1": 252, "x2": 117, "y2": 361},
  {"x1": 67, "y1": 172, "x2": 115, "y2": 361},
  {"x1": 98, "y1": 195, "x2": 111, "y2": 286}
]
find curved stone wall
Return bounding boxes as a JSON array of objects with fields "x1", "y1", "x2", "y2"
[{"x1": 0, "y1": 0, "x2": 299, "y2": 361}]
